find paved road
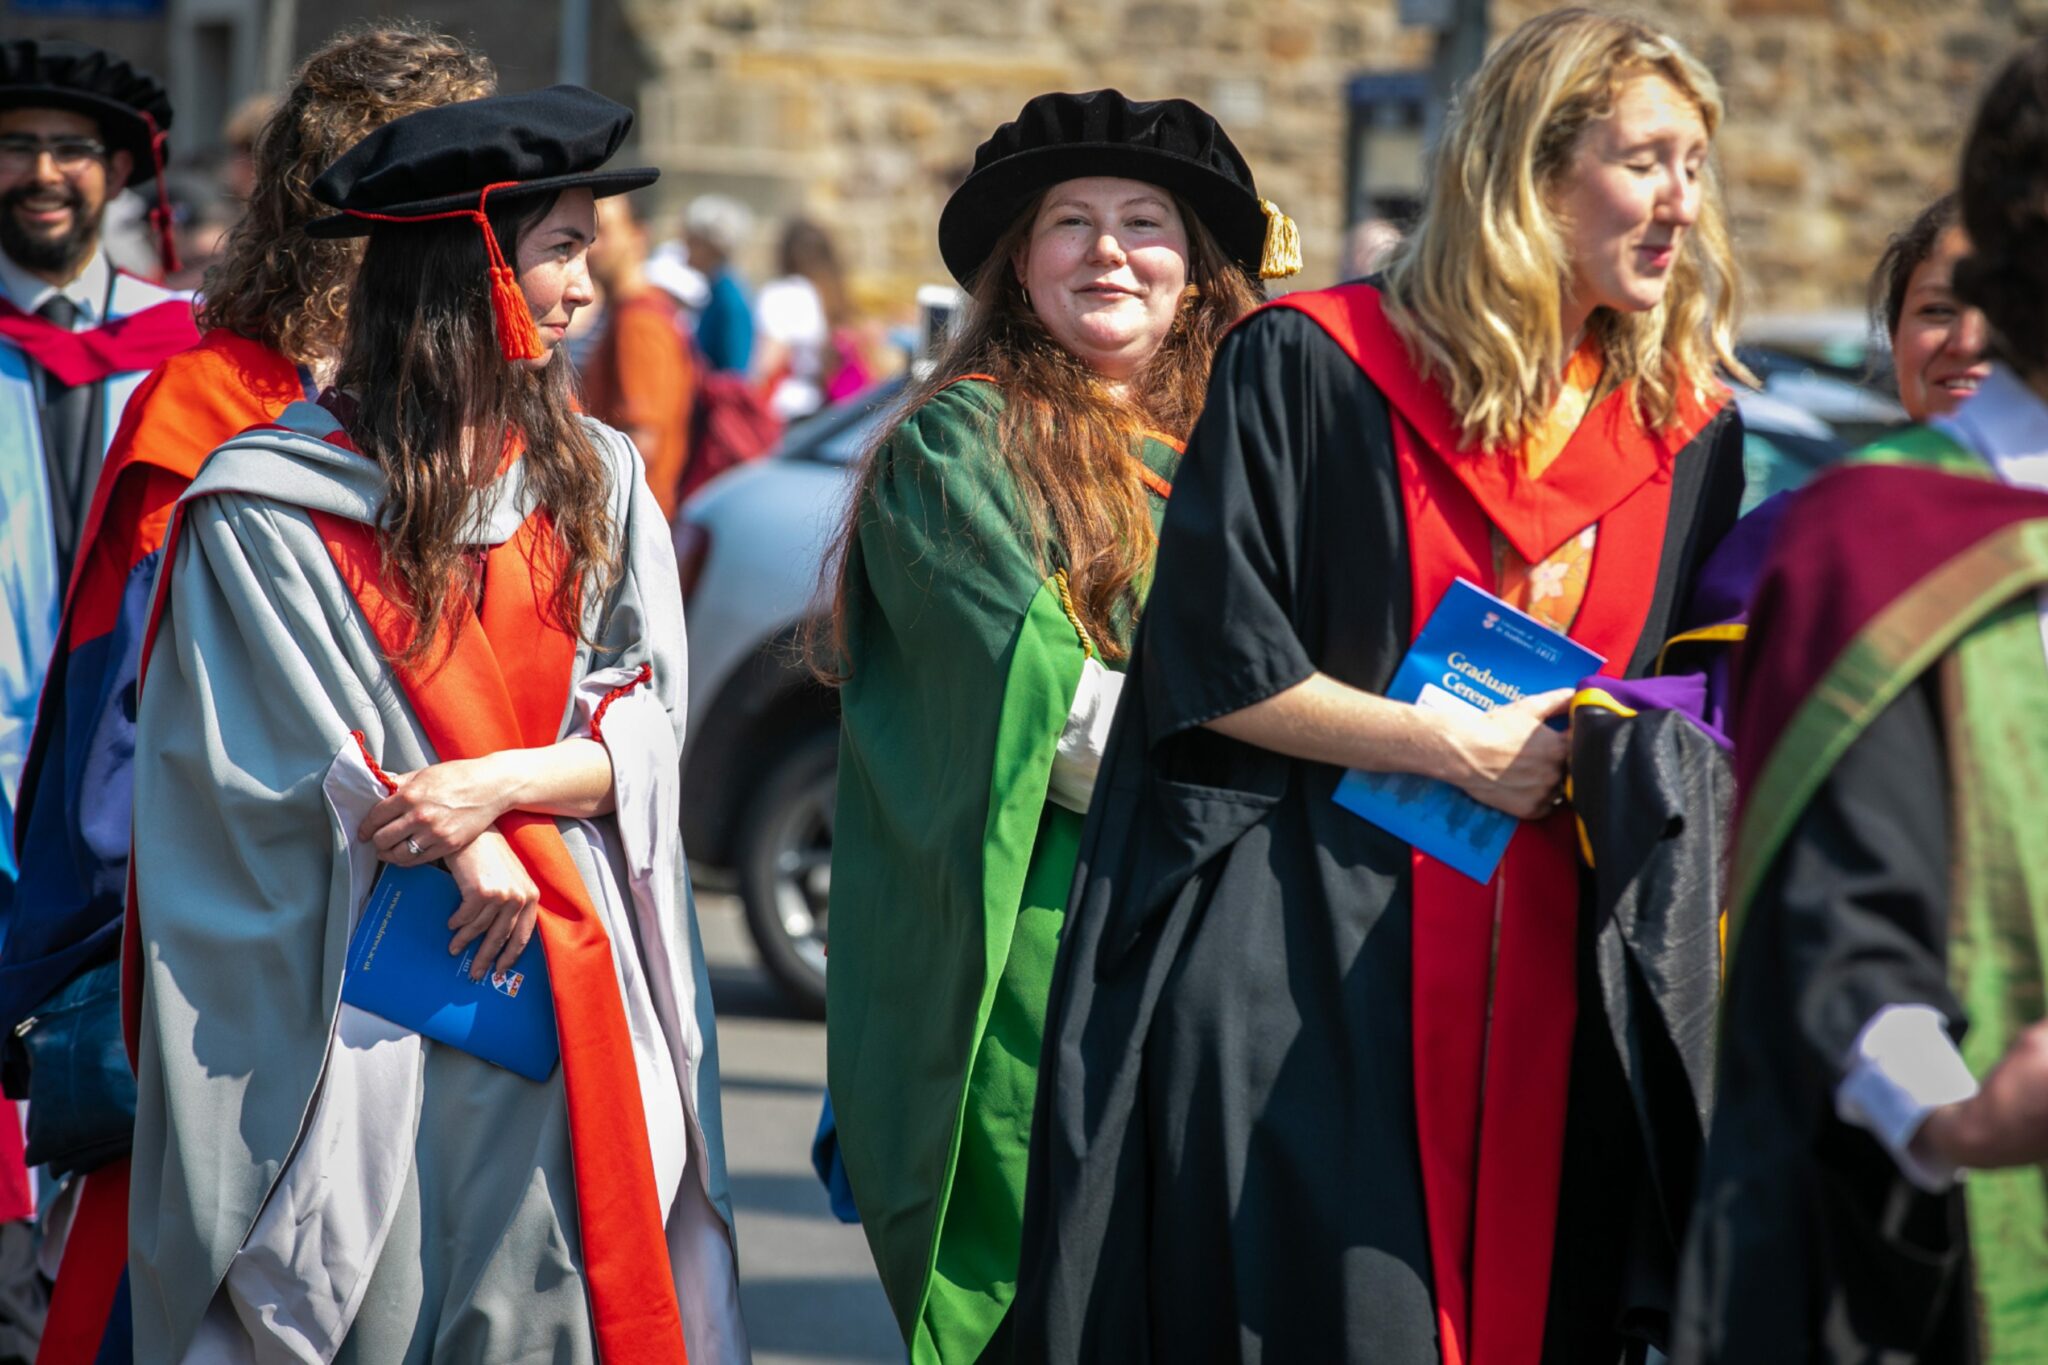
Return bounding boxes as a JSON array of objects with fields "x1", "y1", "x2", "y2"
[{"x1": 698, "y1": 891, "x2": 903, "y2": 1365}]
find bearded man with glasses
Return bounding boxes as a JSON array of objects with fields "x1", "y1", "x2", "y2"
[
  {"x1": 0, "y1": 42, "x2": 196, "y2": 1337},
  {"x1": 0, "y1": 41, "x2": 194, "y2": 890}
]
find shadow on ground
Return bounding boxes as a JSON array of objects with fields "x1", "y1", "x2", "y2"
[{"x1": 739, "y1": 1277, "x2": 904, "y2": 1363}]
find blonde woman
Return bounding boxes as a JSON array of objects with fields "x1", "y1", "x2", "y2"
[{"x1": 1017, "y1": 12, "x2": 1746, "y2": 1364}]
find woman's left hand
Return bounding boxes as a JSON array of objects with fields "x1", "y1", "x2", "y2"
[{"x1": 361, "y1": 756, "x2": 514, "y2": 865}]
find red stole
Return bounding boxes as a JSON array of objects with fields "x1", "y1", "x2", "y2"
[
  {"x1": 310, "y1": 506, "x2": 689, "y2": 1362},
  {"x1": 1266, "y1": 284, "x2": 1725, "y2": 1365},
  {"x1": 0, "y1": 293, "x2": 198, "y2": 387}
]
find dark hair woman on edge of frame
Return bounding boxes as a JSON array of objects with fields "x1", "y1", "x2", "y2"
[{"x1": 1870, "y1": 193, "x2": 1993, "y2": 423}]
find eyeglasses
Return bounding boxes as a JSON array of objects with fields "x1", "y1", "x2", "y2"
[{"x1": 0, "y1": 135, "x2": 109, "y2": 173}]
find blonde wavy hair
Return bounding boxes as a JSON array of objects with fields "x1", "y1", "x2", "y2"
[
  {"x1": 196, "y1": 22, "x2": 495, "y2": 368},
  {"x1": 1382, "y1": 9, "x2": 1746, "y2": 449}
]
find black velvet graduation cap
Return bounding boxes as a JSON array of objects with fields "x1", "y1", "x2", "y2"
[
  {"x1": 938, "y1": 88, "x2": 1299, "y2": 288},
  {"x1": 0, "y1": 39, "x2": 179, "y2": 269},
  {"x1": 307, "y1": 86, "x2": 658, "y2": 361}
]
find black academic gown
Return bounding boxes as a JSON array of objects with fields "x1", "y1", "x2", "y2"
[
  {"x1": 1014, "y1": 303, "x2": 1744, "y2": 1364},
  {"x1": 1673, "y1": 679, "x2": 1979, "y2": 1364}
]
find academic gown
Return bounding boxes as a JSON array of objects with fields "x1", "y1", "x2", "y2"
[
  {"x1": 1680, "y1": 678, "x2": 1983, "y2": 1363},
  {"x1": 825, "y1": 376, "x2": 1176, "y2": 1364},
  {"x1": 1014, "y1": 286, "x2": 1742, "y2": 1365},
  {"x1": 0, "y1": 268, "x2": 194, "y2": 932},
  {"x1": 7, "y1": 330, "x2": 308, "y2": 1365},
  {"x1": 1675, "y1": 434, "x2": 2048, "y2": 1365},
  {"x1": 6, "y1": 331, "x2": 308, "y2": 1045},
  {"x1": 124, "y1": 400, "x2": 747, "y2": 1364}
]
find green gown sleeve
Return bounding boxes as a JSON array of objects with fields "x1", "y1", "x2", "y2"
[{"x1": 824, "y1": 381, "x2": 1096, "y2": 1346}]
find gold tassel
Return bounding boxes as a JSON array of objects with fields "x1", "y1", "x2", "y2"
[
  {"x1": 1259, "y1": 199, "x2": 1302, "y2": 280},
  {"x1": 488, "y1": 263, "x2": 544, "y2": 362},
  {"x1": 1053, "y1": 569, "x2": 1097, "y2": 659}
]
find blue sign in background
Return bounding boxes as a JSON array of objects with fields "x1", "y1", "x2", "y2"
[{"x1": 8, "y1": 0, "x2": 167, "y2": 15}]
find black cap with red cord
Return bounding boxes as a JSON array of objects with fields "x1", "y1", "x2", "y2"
[
  {"x1": 307, "y1": 85, "x2": 658, "y2": 363},
  {"x1": 0, "y1": 39, "x2": 180, "y2": 275}
]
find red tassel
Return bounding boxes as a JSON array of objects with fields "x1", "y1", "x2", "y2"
[
  {"x1": 489, "y1": 263, "x2": 543, "y2": 362},
  {"x1": 344, "y1": 182, "x2": 545, "y2": 364},
  {"x1": 143, "y1": 118, "x2": 180, "y2": 278}
]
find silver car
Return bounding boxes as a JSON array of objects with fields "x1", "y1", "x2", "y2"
[{"x1": 678, "y1": 384, "x2": 900, "y2": 1015}]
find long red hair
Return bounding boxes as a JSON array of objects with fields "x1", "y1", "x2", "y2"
[{"x1": 817, "y1": 193, "x2": 1260, "y2": 678}]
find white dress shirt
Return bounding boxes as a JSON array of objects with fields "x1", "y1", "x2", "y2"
[{"x1": 0, "y1": 246, "x2": 110, "y2": 328}]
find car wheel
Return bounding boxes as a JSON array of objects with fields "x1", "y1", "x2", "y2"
[{"x1": 734, "y1": 727, "x2": 835, "y2": 1017}]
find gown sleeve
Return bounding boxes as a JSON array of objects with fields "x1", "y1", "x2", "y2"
[
  {"x1": 130, "y1": 490, "x2": 424, "y2": 1349},
  {"x1": 1136, "y1": 309, "x2": 1324, "y2": 746},
  {"x1": 1759, "y1": 674, "x2": 1960, "y2": 1088}
]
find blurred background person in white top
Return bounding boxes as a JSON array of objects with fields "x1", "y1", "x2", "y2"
[{"x1": 756, "y1": 217, "x2": 864, "y2": 420}]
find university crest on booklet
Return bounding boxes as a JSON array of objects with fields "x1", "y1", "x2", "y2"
[{"x1": 1334, "y1": 578, "x2": 1604, "y2": 883}]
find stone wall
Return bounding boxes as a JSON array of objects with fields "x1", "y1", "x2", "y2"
[
  {"x1": 626, "y1": 0, "x2": 2033, "y2": 321},
  {"x1": 16, "y1": 0, "x2": 2034, "y2": 318}
]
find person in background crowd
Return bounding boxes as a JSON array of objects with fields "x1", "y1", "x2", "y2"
[
  {"x1": 126, "y1": 85, "x2": 744, "y2": 1361},
  {"x1": 0, "y1": 38, "x2": 193, "y2": 1358},
  {"x1": 1872, "y1": 194, "x2": 1993, "y2": 424},
  {"x1": 755, "y1": 217, "x2": 860, "y2": 420},
  {"x1": 644, "y1": 227, "x2": 709, "y2": 314},
  {"x1": 0, "y1": 27, "x2": 495, "y2": 1364},
  {"x1": 822, "y1": 88, "x2": 1295, "y2": 1363},
  {"x1": 582, "y1": 191, "x2": 694, "y2": 517},
  {"x1": 159, "y1": 169, "x2": 234, "y2": 291},
  {"x1": 686, "y1": 192, "x2": 755, "y2": 372},
  {"x1": 1341, "y1": 195, "x2": 1418, "y2": 280},
  {"x1": 1015, "y1": 13, "x2": 1746, "y2": 1363},
  {"x1": 1676, "y1": 36, "x2": 2048, "y2": 1364},
  {"x1": 0, "y1": 34, "x2": 191, "y2": 1033},
  {"x1": 217, "y1": 92, "x2": 274, "y2": 203}
]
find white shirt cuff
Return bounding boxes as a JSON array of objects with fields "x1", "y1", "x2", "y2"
[
  {"x1": 1046, "y1": 658, "x2": 1123, "y2": 814},
  {"x1": 1834, "y1": 1003, "x2": 1980, "y2": 1192}
]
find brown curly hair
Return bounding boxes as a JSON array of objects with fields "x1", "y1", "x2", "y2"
[{"x1": 195, "y1": 22, "x2": 495, "y2": 369}]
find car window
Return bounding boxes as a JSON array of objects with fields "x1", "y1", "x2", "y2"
[
  {"x1": 1741, "y1": 429, "x2": 1850, "y2": 516},
  {"x1": 815, "y1": 409, "x2": 894, "y2": 466},
  {"x1": 783, "y1": 379, "x2": 905, "y2": 467}
]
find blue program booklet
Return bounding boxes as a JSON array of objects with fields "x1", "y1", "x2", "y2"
[
  {"x1": 1333, "y1": 578, "x2": 1605, "y2": 884},
  {"x1": 341, "y1": 862, "x2": 561, "y2": 1082}
]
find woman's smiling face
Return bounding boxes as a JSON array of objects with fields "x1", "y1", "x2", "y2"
[
  {"x1": 1014, "y1": 177, "x2": 1190, "y2": 382},
  {"x1": 1551, "y1": 74, "x2": 1708, "y2": 326},
  {"x1": 1892, "y1": 226, "x2": 1993, "y2": 422}
]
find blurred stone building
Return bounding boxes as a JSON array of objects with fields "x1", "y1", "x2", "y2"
[{"x1": 9, "y1": 0, "x2": 2036, "y2": 318}]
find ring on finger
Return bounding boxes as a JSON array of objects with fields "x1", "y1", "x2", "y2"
[{"x1": 406, "y1": 836, "x2": 424, "y2": 857}]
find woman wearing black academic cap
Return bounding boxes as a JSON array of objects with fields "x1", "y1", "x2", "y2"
[
  {"x1": 1015, "y1": 12, "x2": 1748, "y2": 1365},
  {"x1": 123, "y1": 87, "x2": 746, "y2": 1363},
  {"x1": 816, "y1": 89, "x2": 1297, "y2": 1363}
]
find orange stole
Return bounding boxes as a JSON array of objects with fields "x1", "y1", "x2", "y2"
[
  {"x1": 67, "y1": 332, "x2": 304, "y2": 642},
  {"x1": 311, "y1": 508, "x2": 689, "y2": 1363}
]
